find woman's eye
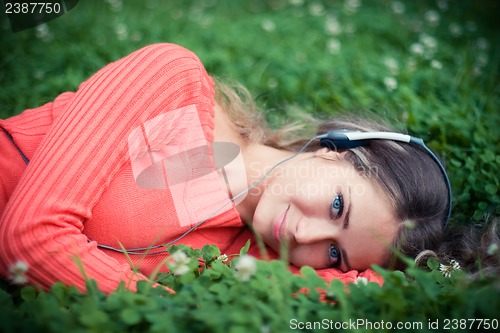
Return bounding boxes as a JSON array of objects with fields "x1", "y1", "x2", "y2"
[
  {"x1": 330, "y1": 193, "x2": 344, "y2": 218},
  {"x1": 329, "y1": 244, "x2": 341, "y2": 268}
]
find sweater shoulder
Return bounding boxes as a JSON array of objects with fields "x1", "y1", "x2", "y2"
[{"x1": 122, "y1": 43, "x2": 206, "y2": 76}]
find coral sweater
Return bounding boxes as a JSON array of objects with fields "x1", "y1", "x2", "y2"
[{"x1": 0, "y1": 44, "x2": 382, "y2": 293}]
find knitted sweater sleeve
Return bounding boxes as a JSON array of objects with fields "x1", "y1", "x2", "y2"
[{"x1": 0, "y1": 43, "x2": 215, "y2": 293}]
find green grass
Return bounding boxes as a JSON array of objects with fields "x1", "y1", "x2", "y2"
[{"x1": 1, "y1": 243, "x2": 499, "y2": 333}]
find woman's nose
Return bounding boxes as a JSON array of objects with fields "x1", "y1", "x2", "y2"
[{"x1": 293, "y1": 217, "x2": 341, "y2": 245}]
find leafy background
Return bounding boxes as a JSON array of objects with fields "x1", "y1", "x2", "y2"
[{"x1": 0, "y1": 0, "x2": 499, "y2": 332}]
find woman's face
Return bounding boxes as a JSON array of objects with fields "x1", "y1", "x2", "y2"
[{"x1": 251, "y1": 149, "x2": 398, "y2": 272}]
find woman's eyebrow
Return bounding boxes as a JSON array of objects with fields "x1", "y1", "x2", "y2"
[
  {"x1": 343, "y1": 187, "x2": 352, "y2": 230},
  {"x1": 340, "y1": 247, "x2": 352, "y2": 271},
  {"x1": 341, "y1": 187, "x2": 352, "y2": 271}
]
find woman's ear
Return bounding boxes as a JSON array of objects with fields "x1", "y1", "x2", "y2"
[{"x1": 313, "y1": 148, "x2": 347, "y2": 161}]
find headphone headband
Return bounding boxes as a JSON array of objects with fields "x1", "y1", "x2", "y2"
[{"x1": 318, "y1": 130, "x2": 452, "y2": 228}]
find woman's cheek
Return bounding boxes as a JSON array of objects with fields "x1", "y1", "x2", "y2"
[{"x1": 289, "y1": 245, "x2": 326, "y2": 269}]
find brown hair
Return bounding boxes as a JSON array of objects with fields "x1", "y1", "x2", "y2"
[
  {"x1": 214, "y1": 78, "x2": 499, "y2": 276},
  {"x1": 213, "y1": 77, "x2": 270, "y2": 144}
]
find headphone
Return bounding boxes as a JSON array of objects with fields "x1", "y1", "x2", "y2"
[{"x1": 318, "y1": 130, "x2": 452, "y2": 228}]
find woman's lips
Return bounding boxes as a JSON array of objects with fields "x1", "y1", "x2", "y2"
[{"x1": 273, "y1": 205, "x2": 290, "y2": 242}]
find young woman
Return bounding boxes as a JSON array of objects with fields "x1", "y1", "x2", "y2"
[{"x1": 0, "y1": 43, "x2": 460, "y2": 293}]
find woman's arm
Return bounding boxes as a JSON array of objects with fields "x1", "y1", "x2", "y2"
[{"x1": 0, "y1": 43, "x2": 215, "y2": 293}]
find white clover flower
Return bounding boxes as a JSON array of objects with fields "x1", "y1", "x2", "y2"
[
  {"x1": 327, "y1": 38, "x2": 341, "y2": 55},
  {"x1": 354, "y1": 276, "x2": 368, "y2": 286},
  {"x1": 437, "y1": 0, "x2": 449, "y2": 11},
  {"x1": 200, "y1": 16, "x2": 214, "y2": 28},
  {"x1": 420, "y1": 34, "x2": 438, "y2": 50},
  {"x1": 439, "y1": 259, "x2": 461, "y2": 278},
  {"x1": 173, "y1": 264, "x2": 190, "y2": 276},
  {"x1": 476, "y1": 37, "x2": 489, "y2": 50},
  {"x1": 384, "y1": 57, "x2": 399, "y2": 74},
  {"x1": 172, "y1": 250, "x2": 189, "y2": 264},
  {"x1": 309, "y1": 3, "x2": 325, "y2": 16},
  {"x1": 383, "y1": 77, "x2": 398, "y2": 92},
  {"x1": 424, "y1": 10, "x2": 440, "y2": 26},
  {"x1": 325, "y1": 15, "x2": 342, "y2": 35},
  {"x1": 391, "y1": 1, "x2": 405, "y2": 15},
  {"x1": 403, "y1": 219, "x2": 416, "y2": 229},
  {"x1": 261, "y1": 19, "x2": 275, "y2": 32},
  {"x1": 33, "y1": 69, "x2": 45, "y2": 80},
  {"x1": 106, "y1": 0, "x2": 123, "y2": 12},
  {"x1": 267, "y1": 78, "x2": 278, "y2": 89},
  {"x1": 449, "y1": 23, "x2": 463, "y2": 37},
  {"x1": 234, "y1": 255, "x2": 257, "y2": 281},
  {"x1": 169, "y1": 251, "x2": 191, "y2": 276},
  {"x1": 431, "y1": 59, "x2": 443, "y2": 70},
  {"x1": 345, "y1": 0, "x2": 361, "y2": 14},
  {"x1": 115, "y1": 23, "x2": 128, "y2": 41},
  {"x1": 410, "y1": 43, "x2": 424, "y2": 56},
  {"x1": 487, "y1": 243, "x2": 499, "y2": 256},
  {"x1": 9, "y1": 260, "x2": 29, "y2": 285},
  {"x1": 289, "y1": 0, "x2": 304, "y2": 6},
  {"x1": 130, "y1": 32, "x2": 142, "y2": 43},
  {"x1": 217, "y1": 254, "x2": 229, "y2": 262},
  {"x1": 35, "y1": 24, "x2": 53, "y2": 42}
]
